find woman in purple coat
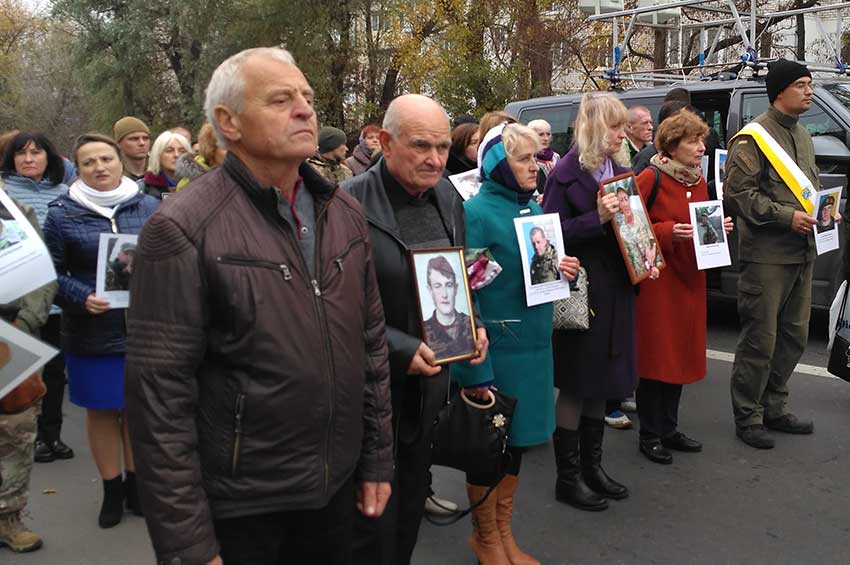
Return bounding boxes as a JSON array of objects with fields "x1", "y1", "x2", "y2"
[{"x1": 542, "y1": 92, "x2": 650, "y2": 512}]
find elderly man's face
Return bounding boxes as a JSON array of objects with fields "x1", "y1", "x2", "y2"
[
  {"x1": 627, "y1": 110, "x2": 653, "y2": 144},
  {"x1": 226, "y1": 56, "x2": 317, "y2": 162},
  {"x1": 428, "y1": 269, "x2": 457, "y2": 317},
  {"x1": 382, "y1": 109, "x2": 451, "y2": 194},
  {"x1": 531, "y1": 231, "x2": 548, "y2": 256}
]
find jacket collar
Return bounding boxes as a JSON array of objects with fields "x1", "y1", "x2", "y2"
[
  {"x1": 2, "y1": 173, "x2": 66, "y2": 192},
  {"x1": 768, "y1": 105, "x2": 800, "y2": 129},
  {"x1": 353, "y1": 157, "x2": 459, "y2": 246},
  {"x1": 53, "y1": 189, "x2": 146, "y2": 214},
  {"x1": 223, "y1": 152, "x2": 336, "y2": 220}
]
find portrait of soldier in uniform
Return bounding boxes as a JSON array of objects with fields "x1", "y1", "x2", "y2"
[
  {"x1": 696, "y1": 207, "x2": 724, "y2": 245},
  {"x1": 419, "y1": 253, "x2": 475, "y2": 362},
  {"x1": 529, "y1": 226, "x2": 561, "y2": 285},
  {"x1": 105, "y1": 242, "x2": 136, "y2": 292},
  {"x1": 817, "y1": 194, "x2": 837, "y2": 232},
  {"x1": 612, "y1": 186, "x2": 661, "y2": 280}
]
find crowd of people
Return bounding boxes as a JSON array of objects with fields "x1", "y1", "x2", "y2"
[{"x1": 0, "y1": 47, "x2": 838, "y2": 565}]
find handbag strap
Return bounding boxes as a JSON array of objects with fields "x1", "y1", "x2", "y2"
[{"x1": 423, "y1": 480, "x2": 500, "y2": 526}]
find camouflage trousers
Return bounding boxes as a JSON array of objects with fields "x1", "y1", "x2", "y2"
[{"x1": 0, "y1": 406, "x2": 38, "y2": 516}]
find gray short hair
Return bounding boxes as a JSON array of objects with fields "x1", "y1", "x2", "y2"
[
  {"x1": 382, "y1": 94, "x2": 450, "y2": 138},
  {"x1": 204, "y1": 47, "x2": 296, "y2": 147},
  {"x1": 527, "y1": 119, "x2": 551, "y2": 132}
]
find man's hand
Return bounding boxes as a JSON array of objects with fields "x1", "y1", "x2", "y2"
[
  {"x1": 358, "y1": 481, "x2": 392, "y2": 518},
  {"x1": 85, "y1": 293, "x2": 111, "y2": 315},
  {"x1": 672, "y1": 223, "x2": 694, "y2": 241},
  {"x1": 723, "y1": 216, "x2": 734, "y2": 233},
  {"x1": 559, "y1": 256, "x2": 580, "y2": 280},
  {"x1": 206, "y1": 556, "x2": 223, "y2": 565},
  {"x1": 469, "y1": 328, "x2": 489, "y2": 366},
  {"x1": 791, "y1": 211, "x2": 817, "y2": 235},
  {"x1": 837, "y1": 212, "x2": 843, "y2": 224},
  {"x1": 597, "y1": 193, "x2": 620, "y2": 224},
  {"x1": 407, "y1": 342, "x2": 441, "y2": 377}
]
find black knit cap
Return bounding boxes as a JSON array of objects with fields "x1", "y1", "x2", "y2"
[
  {"x1": 766, "y1": 59, "x2": 812, "y2": 104},
  {"x1": 317, "y1": 126, "x2": 347, "y2": 153}
]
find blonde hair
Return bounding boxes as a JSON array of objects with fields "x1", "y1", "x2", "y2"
[
  {"x1": 574, "y1": 92, "x2": 630, "y2": 172},
  {"x1": 197, "y1": 123, "x2": 223, "y2": 167},
  {"x1": 478, "y1": 111, "x2": 515, "y2": 143},
  {"x1": 148, "y1": 131, "x2": 192, "y2": 174},
  {"x1": 502, "y1": 123, "x2": 541, "y2": 158}
]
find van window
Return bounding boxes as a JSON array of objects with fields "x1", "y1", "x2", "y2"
[
  {"x1": 741, "y1": 93, "x2": 845, "y2": 140},
  {"x1": 517, "y1": 105, "x2": 576, "y2": 157}
]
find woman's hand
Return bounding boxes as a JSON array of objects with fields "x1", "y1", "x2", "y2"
[
  {"x1": 597, "y1": 193, "x2": 620, "y2": 224},
  {"x1": 464, "y1": 386, "x2": 491, "y2": 401},
  {"x1": 672, "y1": 223, "x2": 694, "y2": 241},
  {"x1": 723, "y1": 216, "x2": 734, "y2": 233},
  {"x1": 559, "y1": 256, "x2": 580, "y2": 281},
  {"x1": 85, "y1": 294, "x2": 111, "y2": 315}
]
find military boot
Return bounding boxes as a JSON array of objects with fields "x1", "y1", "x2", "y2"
[{"x1": 0, "y1": 512, "x2": 43, "y2": 553}]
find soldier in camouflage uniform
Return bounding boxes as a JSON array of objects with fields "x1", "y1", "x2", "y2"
[
  {"x1": 307, "y1": 126, "x2": 354, "y2": 184},
  {"x1": 529, "y1": 227, "x2": 561, "y2": 284},
  {"x1": 0, "y1": 193, "x2": 56, "y2": 553}
]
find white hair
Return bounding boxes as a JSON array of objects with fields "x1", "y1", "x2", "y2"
[
  {"x1": 147, "y1": 131, "x2": 192, "y2": 175},
  {"x1": 502, "y1": 123, "x2": 541, "y2": 158},
  {"x1": 527, "y1": 119, "x2": 551, "y2": 133},
  {"x1": 204, "y1": 47, "x2": 297, "y2": 147},
  {"x1": 382, "y1": 94, "x2": 450, "y2": 138}
]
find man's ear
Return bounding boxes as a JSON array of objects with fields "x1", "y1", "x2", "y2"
[
  {"x1": 214, "y1": 105, "x2": 242, "y2": 145},
  {"x1": 379, "y1": 129, "x2": 392, "y2": 158}
]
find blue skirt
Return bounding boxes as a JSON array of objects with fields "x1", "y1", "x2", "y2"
[{"x1": 66, "y1": 353, "x2": 126, "y2": 410}]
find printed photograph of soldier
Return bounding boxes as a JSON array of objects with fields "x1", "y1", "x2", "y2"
[
  {"x1": 696, "y1": 205, "x2": 725, "y2": 245},
  {"x1": 414, "y1": 251, "x2": 476, "y2": 363},
  {"x1": 716, "y1": 150, "x2": 727, "y2": 185},
  {"x1": 0, "y1": 201, "x2": 28, "y2": 253},
  {"x1": 104, "y1": 238, "x2": 137, "y2": 292},
  {"x1": 528, "y1": 224, "x2": 561, "y2": 285},
  {"x1": 816, "y1": 193, "x2": 837, "y2": 233},
  {"x1": 603, "y1": 176, "x2": 662, "y2": 280}
]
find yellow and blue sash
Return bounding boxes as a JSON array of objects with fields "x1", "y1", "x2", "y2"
[{"x1": 731, "y1": 122, "x2": 816, "y2": 214}]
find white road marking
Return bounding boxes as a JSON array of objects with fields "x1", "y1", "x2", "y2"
[{"x1": 706, "y1": 349, "x2": 838, "y2": 380}]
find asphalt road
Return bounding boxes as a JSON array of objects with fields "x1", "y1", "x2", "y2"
[{"x1": 7, "y1": 302, "x2": 850, "y2": 565}]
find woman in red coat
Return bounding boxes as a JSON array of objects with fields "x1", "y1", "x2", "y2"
[{"x1": 634, "y1": 110, "x2": 733, "y2": 465}]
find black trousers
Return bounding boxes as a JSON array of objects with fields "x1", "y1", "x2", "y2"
[
  {"x1": 636, "y1": 378, "x2": 683, "y2": 440},
  {"x1": 213, "y1": 477, "x2": 356, "y2": 565},
  {"x1": 37, "y1": 314, "x2": 66, "y2": 443},
  {"x1": 352, "y1": 430, "x2": 431, "y2": 565}
]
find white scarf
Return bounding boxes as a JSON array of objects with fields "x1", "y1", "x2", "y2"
[{"x1": 68, "y1": 176, "x2": 140, "y2": 219}]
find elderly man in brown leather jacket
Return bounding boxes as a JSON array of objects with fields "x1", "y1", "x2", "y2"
[
  {"x1": 125, "y1": 47, "x2": 393, "y2": 565},
  {"x1": 725, "y1": 59, "x2": 840, "y2": 450}
]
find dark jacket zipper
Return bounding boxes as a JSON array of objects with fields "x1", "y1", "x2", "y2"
[
  {"x1": 231, "y1": 393, "x2": 246, "y2": 477},
  {"x1": 215, "y1": 256, "x2": 293, "y2": 280},
  {"x1": 325, "y1": 238, "x2": 365, "y2": 283}
]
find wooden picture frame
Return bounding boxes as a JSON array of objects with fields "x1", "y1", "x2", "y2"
[
  {"x1": 410, "y1": 247, "x2": 478, "y2": 365},
  {"x1": 598, "y1": 172, "x2": 665, "y2": 284}
]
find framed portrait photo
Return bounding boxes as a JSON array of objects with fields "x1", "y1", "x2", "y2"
[
  {"x1": 95, "y1": 233, "x2": 139, "y2": 309},
  {"x1": 599, "y1": 172, "x2": 665, "y2": 285},
  {"x1": 410, "y1": 247, "x2": 478, "y2": 365}
]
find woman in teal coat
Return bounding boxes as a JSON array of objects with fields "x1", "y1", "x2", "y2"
[{"x1": 454, "y1": 123, "x2": 579, "y2": 565}]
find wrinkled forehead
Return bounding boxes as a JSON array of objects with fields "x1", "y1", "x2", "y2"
[
  {"x1": 398, "y1": 112, "x2": 451, "y2": 140},
  {"x1": 243, "y1": 55, "x2": 312, "y2": 97}
]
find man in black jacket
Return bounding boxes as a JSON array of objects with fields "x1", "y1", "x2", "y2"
[
  {"x1": 125, "y1": 47, "x2": 393, "y2": 565},
  {"x1": 343, "y1": 94, "x2": 490, "y2": 565}
]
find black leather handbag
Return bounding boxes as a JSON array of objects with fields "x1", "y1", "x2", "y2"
[
  {"x1": 431, "y1": 387, "x2": 516, "y2": 476},
  {"x1": 828, "y1": 283, "x2": 850, "y2": 382}
]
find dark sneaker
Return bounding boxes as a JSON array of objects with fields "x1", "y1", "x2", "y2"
[
  {"x1": 49, "y1": 440, "x2": 75, "y2": 460},
  {"x1": 661, "y1": 431, "x2": 703, "y2": 452},
  {"x1": 33, "y1": 440, "x2": 55, "y2": 464},
  {"x1": 764, "y1": 414, "x2": 814, "y2": 435},
  {"x1": 736, "y1": 425, "x2": 775, "y2": 449},
  {"x1": 639, "y1": 437, "x2": 673, "y2": 464}
]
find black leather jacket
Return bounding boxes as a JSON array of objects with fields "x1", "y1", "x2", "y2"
[{"x1": 342, "y1": 160, "x2": 471, "y2": 443}]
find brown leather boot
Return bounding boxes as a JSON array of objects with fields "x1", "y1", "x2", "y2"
[
  {"x1": 495, "y1": 475, "x2": 540, "y2": 565},
  {"x1": 467, "y1": 483, "x2": 510, "y2": 565}
]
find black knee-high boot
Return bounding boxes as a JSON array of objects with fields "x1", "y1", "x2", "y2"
[
  {"x1": 98, "y1": 476, "x2": 124, "y2": 528},
  {"x1": 580, "y1": 417, "x2": 629, "y2": 500},
  {"x1": 552, "y1": 428, "x2": 608, "y2": 511}
]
